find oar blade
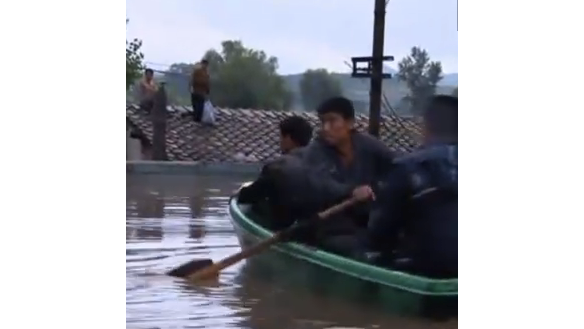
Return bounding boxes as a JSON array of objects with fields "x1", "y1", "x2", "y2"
[
  {"x1": 166, "y1": 198, "x2": 359, "y2": 281},
  {"x1": 167, "y1": 259, "x2": 213, "y2": 278}
]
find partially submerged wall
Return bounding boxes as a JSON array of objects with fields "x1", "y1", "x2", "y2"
[
  {"x1": 126, "y1": 128, "x2": 143, "y2": 161},
  {"x1": 126, "y1": 161, "x2": 261, "y2": 176}
]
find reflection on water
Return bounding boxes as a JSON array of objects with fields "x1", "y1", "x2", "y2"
[
  {"x1": 126, "y1": 174, "x2": 457, "y2": 329},
  {"x1": 189, "y1": 195, "x2": 206, "y2": 240}
]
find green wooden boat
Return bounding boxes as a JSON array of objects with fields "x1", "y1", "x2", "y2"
[{"x1": 228, "y1": 188, "x2": 458, "y2": 319}]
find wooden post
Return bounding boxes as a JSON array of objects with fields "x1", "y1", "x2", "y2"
[
  {"x1": 368, "y1": 0, "x2": 386, "y2": 137},
  {"x1": 152, "y1": 83, "x2": 168, "y2": 161}
]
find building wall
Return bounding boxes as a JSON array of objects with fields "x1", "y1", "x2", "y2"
[{"x1": 126, "y1": 128, "x2": 143, "y2": 160}]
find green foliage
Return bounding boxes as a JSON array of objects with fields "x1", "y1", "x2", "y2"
[
  {"x1": 164, "y1": 41, "x2": 292, "y2": 110},
  {"x1": 126, "y1": 19, "x2": 144, "y2": 91},
  {"x1": 397, "y1": 47, "x2": 443, "y2": 114},
  {"x1": 163, "y1": 63, "x2": 194, "y2": 104},
  {"x1": 299, "y1": 69, "x2": 343, "y2": 111},
  {"x1": 207, "y1": 40, "x2": 292, "y2": 110}
]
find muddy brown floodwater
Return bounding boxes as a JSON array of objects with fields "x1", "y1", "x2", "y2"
[{"x1": 126, "y1": 174, "x2": 457, "y2": 329}]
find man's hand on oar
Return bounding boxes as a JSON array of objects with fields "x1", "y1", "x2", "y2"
[
  {"x1": 166, "y1": 197, "x2": 359, "y2": 282},
  {"x1": 352, "y1": 185, "x2": 376, "y2": 201}
]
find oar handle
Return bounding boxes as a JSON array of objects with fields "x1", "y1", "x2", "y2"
[{"x1": 317, "y1": 197, "x2": 359, "y2": 219}]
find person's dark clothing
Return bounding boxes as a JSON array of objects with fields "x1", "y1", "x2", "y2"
[
  {"x1": 242, "y1": 132, "x2": 395, "y2": 221},
  {"x1": 238, "y1": 133, "x2": 397, "y2": 255},
  {"x1": 189, "y1": 62, "x2": 209, "y2": 123},
  {"x1": 301, "y1": 132, "x2": 396, "y2": 230},
  {"x1": 139, "y1": 99, "x2": 154, "y2": 114},
  {"x1": 238, "y1": 166, "x2": 287, "y2": 229},
  {"x1": 238, "y1": 146, "x2": 361, "y2": 245},
  {"x1": 302, "y1": 132, "x2": 396, "y2": 192},
  {"x1": 238, "y1": 148, "x2": 320, "y2": 229},
  {"x1": 318, "y1": 229, "x2": 369, "y2": 258},
  {"x1": 367, "y1": 142, "x2": 458, "y2": 278},
  {"x1": 190, "y1": 93, "x2": 205, "y2": 122}
]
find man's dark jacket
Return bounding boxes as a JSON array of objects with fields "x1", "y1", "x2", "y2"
[{"x1": 368, "y1": 142, "x2": 458, "y2": 277}]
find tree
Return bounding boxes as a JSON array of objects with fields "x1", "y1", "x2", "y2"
[
  {"x1": 452, "y1": 87, "x2": 458, "y2": 97},
  {"x1": 299, "y1": 69, "x2": 343, "y2": 111},
  {"x1": 397, "y1": 47, "x2": 443, "y2": 114},
  {"x1": 163, "y1": 63, "x2": 194, "y2": 104},
  {"x1": 206, "y1": 41, "x2": 292, "y2": 110},
  {"x1": 126, "y1": 19, "x2": 144, "y2": 90},
  {"x1": 164, "y1": 40, "x2": 292, "y2": 110}
]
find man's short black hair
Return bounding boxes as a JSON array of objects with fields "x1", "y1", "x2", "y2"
[
  {"x1": 144, "y1": 68, "x2": 154, "y2": 75},
  {"x1": 423, "y1": 95, "x2": 458, "y2": 139},
  {"x1": 316, "y1": 96, "x2": 355, "y2": 120},
  {"x1": 279, "y1": 116, "x2": 313, "y2": 147}
]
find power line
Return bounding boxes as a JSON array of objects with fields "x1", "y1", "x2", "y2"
[{"x1": 144, "y1": 61, "x2": 176, "y2": 69}]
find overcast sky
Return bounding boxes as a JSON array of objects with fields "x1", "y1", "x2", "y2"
[{"x1": 126, "y1": 0, "x2": 458, "y2": 74}]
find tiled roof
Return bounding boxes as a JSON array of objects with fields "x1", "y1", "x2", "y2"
[{"x1": 126, "y1": 103, "x2": 421, "y2": 163}]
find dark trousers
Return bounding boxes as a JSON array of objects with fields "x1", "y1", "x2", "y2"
[
  {"x1": 318, "y1": 226, "x2": 369, "y2": 258},
  {"x1": 190, "y1": 93, "x2": 205, "y2": 122},
  {"x1": 139, "y1": 99, "x2": 153, "y2": 114}
]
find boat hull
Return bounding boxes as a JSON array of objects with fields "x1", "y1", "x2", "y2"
[{"x1": 228, "y1": 196, "x2": 457, "y2": 318}]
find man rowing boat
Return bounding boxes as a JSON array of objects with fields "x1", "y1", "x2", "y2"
[
  {"x1": 298, "y1": 96, "x2": 396, "y2": 255},
  {"x1": 240, "y1": 97, "x2": 396, "y2": 254},
  {"x1": 237, "y1": 96, "x2": 457, "y2": 278}
]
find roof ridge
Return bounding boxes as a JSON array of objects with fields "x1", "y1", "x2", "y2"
[{"x1": 126, "y1": 104, "x2": 420, "y2": 162}]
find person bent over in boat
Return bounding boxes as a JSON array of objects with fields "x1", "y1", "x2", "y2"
[
  {"x1": 300, "y1": 96, "x2": 396, "y2": 256},
  {"x1": 238, "y1": 116, "x2": 314, "y2": 228},
  {"x1": 367, "y1": 95, "x2": 458, "y2": 278}
]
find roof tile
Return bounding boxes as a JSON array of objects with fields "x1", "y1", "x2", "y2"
[{"x1": 126, "y1": 104, "x2": 421, "y2": 163}]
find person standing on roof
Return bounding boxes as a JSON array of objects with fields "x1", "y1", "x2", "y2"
[
  {"x1": 190, "y1": 59, "x2": 210, "y2": 123},
  {"x1": 138, "y1": 68, "x2": 158, "y2": 113}
]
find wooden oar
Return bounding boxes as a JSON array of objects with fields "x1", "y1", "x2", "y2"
[{"x1": 167, "y1": 197, "x2": 359, "y2": 281}]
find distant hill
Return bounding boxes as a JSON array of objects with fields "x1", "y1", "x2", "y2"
[
  {"x1": 441, "y1": 73, "x2": 458, "y2": 86},
  {"x1": 282, "y1": 71, "x2": 457, "y2": 114}
]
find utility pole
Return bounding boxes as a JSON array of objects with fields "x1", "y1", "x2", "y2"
[
  {"x1": 152, "y1": 82, "x2": 168, "y2": 161},
  {"x1": 368, "y1": 0, "x2": 386, "y2": 137},
  {"x1": 350, "y1": 1, "x2": 392, "y2": 137}
]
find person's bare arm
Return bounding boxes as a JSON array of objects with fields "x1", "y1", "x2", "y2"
[{"x1": 149, "y1": 81, "x2": 158, "y2": 92}]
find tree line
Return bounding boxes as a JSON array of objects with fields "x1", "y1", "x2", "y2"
[
  {"x1": 126, "y1": 19, "x2": 144, "y2": 91},
  {"x1": 127, "y1": 21, "x2": 457, "y2": 115}
]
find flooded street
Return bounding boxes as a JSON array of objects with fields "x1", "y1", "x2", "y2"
[{"x1": 126, "y1": 174, "x2": 457, "y2": 329}]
